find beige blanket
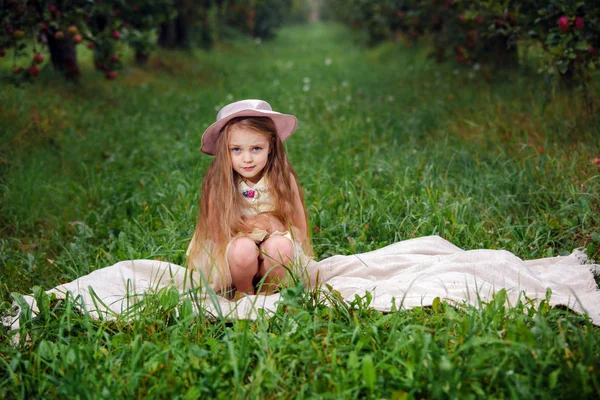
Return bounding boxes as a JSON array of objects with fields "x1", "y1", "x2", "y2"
[{"x1": 6, "y1": 236, "x2": 600, "y2": 329}]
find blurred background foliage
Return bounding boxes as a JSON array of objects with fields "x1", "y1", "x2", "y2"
[
  {"x1": 2, "y1": 0, "x2": 599, "y2": 89},
  {"x1": 320, "y1": 0, "x2": 600, "y2": 90},
  {"x1": 0, "y1": 0, "x2": 311, "y2": 82}
]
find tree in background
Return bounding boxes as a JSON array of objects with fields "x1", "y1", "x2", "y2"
[
  {"x1": 120, "y1": 0, "x2": 175, "y2": 64},
  {"x1": 157, "y1": 0, "x2": 204, "y2": 50},
  {"x1": 1, "y1": 0, "x2": 174, "y2": 82},
  {"x1": 1, "y1": 0, "x2": 310, "y2": 84},
  {"x1": 519, "y1": 0, "x2": 599, "y2": 88},
  {"x1": 319, "y1": 0, "x2": 600, "y2": 87}
]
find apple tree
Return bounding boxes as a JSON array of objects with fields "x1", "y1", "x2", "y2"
[
  {"x1": 158, "y1": 0, "x2": 206, "y2": 50},
  {"x1": 519, "y1": 0, "x2": 600, "y2": 87},
  {"x1": 430, "y1": 0, "x2": 520, "y2": 69},
  {"x1": 1, "y1": 0, "x2": 174, "y2": 83},
  {"x1": 220, "y1": 0, "x2": 308, "y2": 40}
]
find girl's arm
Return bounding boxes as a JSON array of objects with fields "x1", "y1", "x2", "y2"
[
  {"x1": 245, "y1": 213, "x2": 285, "y2": 233},
  {"x1": 290, "y1": 173, "x2": 308, "y2": 241}
]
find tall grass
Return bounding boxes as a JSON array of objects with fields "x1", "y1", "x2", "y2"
[{"x1": 1, "y1": 22, "x2": 599, "y2": 398}]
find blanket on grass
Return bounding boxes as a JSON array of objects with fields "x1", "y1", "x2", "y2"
[{"x1": 6, "y1": 236, "x2": 600, "y2": 330}]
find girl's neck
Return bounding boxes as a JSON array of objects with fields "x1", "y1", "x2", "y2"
[{"x1": 240, "y1": 172, "x2": 266, "y2": 187}]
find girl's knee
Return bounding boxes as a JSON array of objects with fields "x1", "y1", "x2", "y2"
[
  {"x1": 260, "y1": 236, "x2": 294, "y2": 263},
  {"x1": 228, "y1": 237, "x2": 259, "y2": 267}
]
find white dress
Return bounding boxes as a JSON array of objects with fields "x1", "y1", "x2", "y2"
[{"x1": 185, "y1": 176, "x2": 308, "y2": 293}]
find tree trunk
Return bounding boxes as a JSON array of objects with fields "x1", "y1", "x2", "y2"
[
  {"x1": 87, "y1": 14, "x2": 111, "y2": 72},
  {"x1": 135, "y1": 50, "x2": 150, "y2": 65},
  {"x1": 487, "y1": 35, "x2": 518, "y2": 70},
  {"x1": 46, "y1": 31, "x2": 80, "y2": 79},
  {"x1": 158, "y1": 17, "x2": 190, "y2": 48},
  {"x1": 158, "y1": 0, "x2": 191, "y2": 49}
]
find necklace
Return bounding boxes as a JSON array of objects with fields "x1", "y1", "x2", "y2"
[{"x1": 242, "y1": 189, "x2": 257, "y2": 199}]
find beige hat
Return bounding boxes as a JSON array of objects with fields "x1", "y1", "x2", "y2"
[{"x1": 201, "y1": 99, "x2": 298, "y2": 155}]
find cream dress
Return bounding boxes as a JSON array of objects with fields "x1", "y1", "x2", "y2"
[{"x1": 186, "y1": 176, "x2": 308, "y2": 293}]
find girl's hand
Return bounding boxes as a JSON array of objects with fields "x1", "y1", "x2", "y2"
[{"x1": 245, "y1": 214, "x2": 285, "y2": 233}]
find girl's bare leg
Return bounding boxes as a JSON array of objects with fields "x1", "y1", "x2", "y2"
[
  {"x1": 258, "y1": 236, "x2": 294, "y2": 294},
  {"x1": 227, "y1": 237, "x2": 260, "y2": 296}
]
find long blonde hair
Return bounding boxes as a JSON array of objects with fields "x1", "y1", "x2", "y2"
[{"x1": 187, "y1": 117, "x2": 312, "y2": 290}]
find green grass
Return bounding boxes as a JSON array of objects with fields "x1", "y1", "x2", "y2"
[{"x1": 1, "y1": 22, "x2": 600, "y2": 398}]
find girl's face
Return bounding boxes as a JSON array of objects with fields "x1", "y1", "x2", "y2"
[{"x1": 228, "y1": 126, "x2": 271, "y2": 185}]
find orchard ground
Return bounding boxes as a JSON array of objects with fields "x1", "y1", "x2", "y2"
[{"x1": 1, "y1": 23, "x2": 600, "y2": 398}]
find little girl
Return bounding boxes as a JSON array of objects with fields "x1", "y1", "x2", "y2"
[{"x1": 186, "y1": 99, "x2": 313, "y2": 298}]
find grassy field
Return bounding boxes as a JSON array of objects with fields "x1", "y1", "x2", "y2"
[{"x1": 1, "y1": 22, "x2": 600, "y2": 398}]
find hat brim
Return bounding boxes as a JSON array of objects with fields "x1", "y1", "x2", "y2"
[{"x1": 201, "y1": 109, "x2": 297, "y2": 155}]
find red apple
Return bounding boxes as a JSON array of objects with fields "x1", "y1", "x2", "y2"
[
  {"x1": 0, "y1": 49, "x2": 5, "y2": 57},
  {"x1": 105, "y1": 70, "x2": 117, "y2": 79},
  {"x1": 575, "y1": 17, "x2": 584, "y2": 30},
  {"x1": 54, "y1": 31, "x2": 64, "y2": 40},
  {"x1": 49, "y1": 5, "x2": 57, "y2": 13},
  {"x1": 112, "y1": 30, "x2": 120, "y2": 39},
  {"x1": 28, "y1": 65, "x2": 40, "y2": 77},
  {"x1": 67, "y1": 25, "x2": 78, "y2": 36},
  {"x1": 86, "y1": 42, "x2": 95, "y2": 50},
  {"x1": 72, "y1": 34, "x2": 82, "y2": 44},
  {"x1": 109, "y1": 54, "x2": 119, "y2": 63},
  {"x1": 13, "y1": 66, "x2": 22, "y2": 73},
  {"x1": 33, "y1": 53, "x2": 44, "y2": 64},
  {"x1": 558, "y1": 16, "x2": 570, "y2": 32}
]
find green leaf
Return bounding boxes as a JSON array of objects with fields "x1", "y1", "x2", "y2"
[
  {"x1": 348, "y1": 350, "x2": 359, "y2": 370},
  {"x1": 38, "y1": 340, "x2": 58, "y2": 361},
  {"x1": 32, "y1": 286, "x2": 51, "y2": 319},
  {"x1": 362, "y1": 355, "x2": 376, "y2": 390},
  {"x1": 591, "y1": 232, "x2": 600, "y2": 243},
  {"x1": 549, "y1": 368, "x2": 560, "y2": 389},
  {"x1": 432, "y1": 297, "x2": 441, "y2": 313},
  {"x1": 545, "y1": 288, "x2": 553, "y2": 303},
  {"x1": 184, "y1": 386, "x2": 202, "y2": 400},
  {"x1": 557, "y1": 61, "x2": 569, "y2": 74}
]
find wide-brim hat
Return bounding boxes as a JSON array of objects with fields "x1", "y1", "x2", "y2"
[{"x1": 201, "y1": 99, "x2": 298, "y2": 155}]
